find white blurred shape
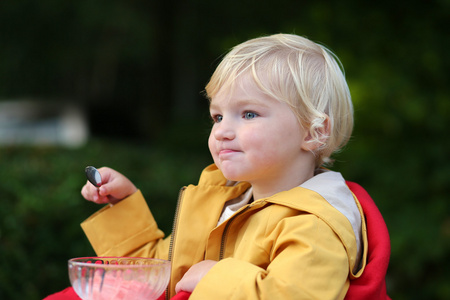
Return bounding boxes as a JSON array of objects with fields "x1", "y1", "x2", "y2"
[{"x1": 0, "y1": 99, "x2": 89, "y2": 148}]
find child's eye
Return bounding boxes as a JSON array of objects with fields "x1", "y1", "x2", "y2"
[
  {"x1": 244, "y1": 111, "x2": 258, "y2": 120},
  {"x1": 211, "y1": 114, "x2": 223, "y2": 123}
]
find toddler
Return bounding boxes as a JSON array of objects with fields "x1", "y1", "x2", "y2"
[{"x1": 81, "y1": 33, "x2": 366, "y2": 299}]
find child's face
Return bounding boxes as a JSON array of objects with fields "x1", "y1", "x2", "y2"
[{"x1": 208, "y1": 73, "x2": 315, "y2": 194}]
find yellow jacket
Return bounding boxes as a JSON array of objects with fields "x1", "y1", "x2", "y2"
[{"x1": 81, "y1": 164, "x2": 367, "y2": 299}]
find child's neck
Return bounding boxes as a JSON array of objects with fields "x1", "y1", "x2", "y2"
[{"x1": 251, "y1": 163, "x2": 316, "y2": 201}]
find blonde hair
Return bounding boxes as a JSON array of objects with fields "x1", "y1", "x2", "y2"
[{"x1": 205, "y1": 33, "x2": 353, "y2": 166}]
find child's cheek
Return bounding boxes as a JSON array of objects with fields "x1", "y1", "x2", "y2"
[{"x1": 207, "y1": 133, "x2": 217, "y2": 158}]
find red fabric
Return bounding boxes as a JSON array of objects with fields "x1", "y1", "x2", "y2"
[
  {"x1": 43, "y1": 287, "x2": 81, "y2": 300},
  {"x1": 45, "y1": 182, "x2": 389, "y2": 300},
  {"x1": 345, "y1": 181, "x2": 391, "y2": 300},
  {"x1": 170, "y1": 291, "x2": 191, "y2": 299},
  {"x1": 155, "y1": 291, "x2": 190, "y2": 300}
]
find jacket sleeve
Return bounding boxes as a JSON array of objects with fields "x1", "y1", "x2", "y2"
[
  {"x1": 80, "y1": 190, "x2": 170, "y2": 259},
  {"x1": 191, "y1": 214, "x2": 350, "y2": 300}
]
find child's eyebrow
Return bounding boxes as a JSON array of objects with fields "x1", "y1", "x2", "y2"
[
  {"x1": 210, "y1": 98, "x2": 271, "y2": 110},
  {"x1": 209, "y1": 102, "x2": 219, "y2": 110}
]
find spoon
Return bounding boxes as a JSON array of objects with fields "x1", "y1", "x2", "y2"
[{"x1": 85, "y1": 166, "x2": 102, "y2": 187}]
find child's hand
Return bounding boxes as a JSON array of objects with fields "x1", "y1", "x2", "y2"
[
  {"x1": 175, "y1": 260, "x2": 217, "y2": 294},
  {"x1": 81, "y1": 167, "x2": 137, "y2": 204}
]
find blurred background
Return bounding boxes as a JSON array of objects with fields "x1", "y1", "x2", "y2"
[{"x1": 0, "y1": 0, "x2": 448, "y2": 299}]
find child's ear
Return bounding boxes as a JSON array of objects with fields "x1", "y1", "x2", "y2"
[{"x1": 301, "y1": 116, "x2": 331, "y2": 152}]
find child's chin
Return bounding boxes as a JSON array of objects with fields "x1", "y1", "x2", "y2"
[
  {"x1": 217, "y1": 162, "x2": 246, "y2": 180},
  {"x1": 221, "y1": 170, "x2": 244, "y2": 182}
]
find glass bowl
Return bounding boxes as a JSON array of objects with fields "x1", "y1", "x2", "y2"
[{"x1": 68, "y1": 257, "x2": 171, "y2": 300}]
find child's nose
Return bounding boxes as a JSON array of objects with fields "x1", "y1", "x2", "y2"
[{"x1": 214, "y1": 119, "x2": 235, "y2": 140}]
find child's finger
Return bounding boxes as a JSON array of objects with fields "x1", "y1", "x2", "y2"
[
  {"x1": 81, "y1": 182, "x2": 103, "y2": 203},
  {"x1": 94, "y1": 194, "x2": 111, "y2": 204},
  {"x1": 98, "y1": 185, "x2": 108, "y2": 197},
  {"x1": 80, "y1": 183, "x2": 93, "y2": 200}
]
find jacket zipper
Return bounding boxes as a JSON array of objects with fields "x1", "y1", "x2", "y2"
[
  {"x1": 219, "y1": 205, "x2": 252, "y2": 260},
  {"x1": 166, "y1": 187, "x2": 186, "y2": 300}
]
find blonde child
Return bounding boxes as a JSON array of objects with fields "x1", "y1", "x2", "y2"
[{"x1": 80, "y1": 33, "x2": 367, "y2": 299}]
